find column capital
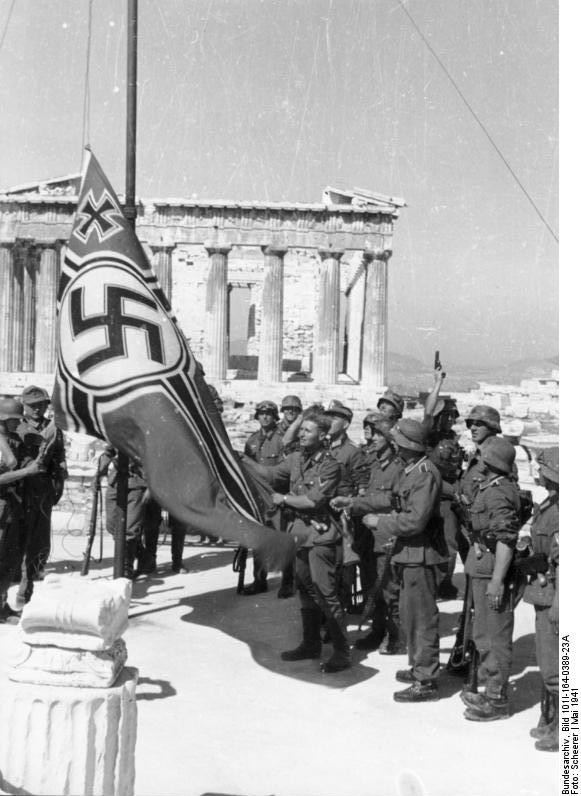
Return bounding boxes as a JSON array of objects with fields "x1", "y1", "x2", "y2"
[
  {"x1": 261, "y1": 245, "x2": 288, "y2": 258},
  {"x1": 363, "y1": 248, "x2": 392, "y2": 264},
  {"x1": 149, "y1": 243, "x2": 177, "y2": 255},
  {"x1": 203, "y1": 243, "x2": 232, "y2": 257},
  {"x1": 35, "y1": 240, "x2": 64, "y2": 252},
  {"x1": 318, "y1": 248, "x2": 344, "y2": 261},
  {"x1": 0, "y1": 240, "x2": 15, "y2": 250}
]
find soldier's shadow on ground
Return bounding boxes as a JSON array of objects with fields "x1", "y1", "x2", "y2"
[{"x1": 178, "y1": 575, "x2": 379, "y2": 689}]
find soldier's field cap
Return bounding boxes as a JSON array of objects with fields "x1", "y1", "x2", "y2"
[
  {"x1": 481, "y1": 436, "x2": 516, "y2": 475},
  {"x1": 390, "y1": 419, "x2": 427, "y2": 452},
  {"x1": 537, "y1": 447, "x2": 559, "y2": 484},
  {"x1": 21, "y1": 385, "x2": 50, "y2": 405},
  {"x1": 377, "y1": 389, "x2": 404, "y2": 417},
  {"x1": 433, "y1": 396, "x2": 460, "y2": 419},
  {"x1": 0, "y1": 397, "x2": 24, "y2": 420},
  {"x1": 255, "y1": 400, "x2": 279, "y2": 418},
  {"x1": 323, "y1": 399, "x2": 353, "y2": 423},
  {"x1": 281, "y1": 395, "x2": 302, "y2": 411}
]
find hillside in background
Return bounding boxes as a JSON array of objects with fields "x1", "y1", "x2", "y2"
[{"x1": 385, "y1": 353, "x2": 558, "y2": 395}]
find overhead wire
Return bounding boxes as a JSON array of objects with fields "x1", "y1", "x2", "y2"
[
  {"x1": 80, "y1": 0, "x2": 94, "y2": 168},
  {"x1": 397, "y1": 0, "x2": 558, "y2": 244},
  {"x1": 0, "y1": 0, "x2": 16, "y2": 56}
]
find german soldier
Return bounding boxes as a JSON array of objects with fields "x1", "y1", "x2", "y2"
[
  {"x1": 244, "y1": 409, "x2": 347, "y2": 672},
  {"x1": 363, "y1": 419, "x2": 447, "y2": 702},
  {"x1": 331, "y1": 412, "x2": 405, "y2": 654},
  {"x1": 376, "y1": 389, "x2": 405, "y2": 425},
  {"x1": 460, "y1": 405, "x2": 503, "y2": 502},
  {"x1": 521, "y1": 447, "x2": 559, "y2": 751},
  {"x1": 242, "y1": 400, "x2": 285, "y2": 595},
  {"x1": 0, "y1": 399, "x2": 44, "y2": 622},
  {"x1": 461, "y1": 437, "x2": 521, "y2": 722},
  {"x1": 16, "y1": 386, "x2": 67, "y2": 604}
]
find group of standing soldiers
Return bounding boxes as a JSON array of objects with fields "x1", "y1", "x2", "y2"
[
  {"x1": 0, "y1": 386, "x2": 67, "y2": 622},
  {"x1": 239, "y1": 374, "x2": 559, "y2": 751}
]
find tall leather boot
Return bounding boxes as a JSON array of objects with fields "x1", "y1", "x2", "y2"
[
  {"x1": 281, "y1": 609, "x2": 322, "y2": 661},
  {"x1": 124, "y1": 539, "x2": 138, "y2": 580},
  {"x1": 277, "y1": 563, "x2": 295, "y2": 598},
  {"x1": 535, "y1": 693, "x2": 559, "y2": 751},
  {"x1": 530, "y1": 686, "x2": 556, "y2": 739},
  {"x1": 320, "y1": 614, "x2": 351, "y2": 673}
]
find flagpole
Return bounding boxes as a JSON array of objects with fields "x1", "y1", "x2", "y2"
[{"x1": 114, "y1": 0, "x2": 139, "y2": 580}]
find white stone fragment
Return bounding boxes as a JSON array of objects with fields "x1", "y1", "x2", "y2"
[
  {"x1": 19, "y1": 574, "x2": 132, "y2": 650},
  {"x1": 7, "y1": 637, "x2": 127, "y2": 688},
  {"x1": 0, "y1": 667, "x2": 138, "y2": 796}
]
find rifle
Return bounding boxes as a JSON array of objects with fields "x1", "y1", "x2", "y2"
[
  {"x1": 447, "y1": 575, "x2": 479, "y2": 691},
  {"x1": 434, "y1": 350, "x2": 447, "y2": 379},
  {"x1": 81, "y1": 470, "x2": 103, "y2": 576},
  {"x1": 358, "y1": 537, "x2": 396, "y2": 630},
  {"x1": 233, "y1": 546, "x2": 248, "y2": 594}
]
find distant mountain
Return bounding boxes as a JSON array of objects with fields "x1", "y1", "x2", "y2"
[
  {"x1": 386, "y1": 352, "x2": 479, "y2": 394},
  {"x1": 456, "y1": 356, "x2": 558, "y2": 386}
]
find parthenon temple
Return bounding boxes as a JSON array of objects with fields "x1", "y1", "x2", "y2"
[{"x1": 0, "y1": 177, "x2": 405, "y2": 401}]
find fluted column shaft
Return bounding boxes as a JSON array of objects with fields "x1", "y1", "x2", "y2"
[
  {"x1": 0, "y1": 243, "x2": 15, "y2": 371},
  {"x1": 258, "y1": 246, "x2": 286, "y2": 384},
  {"x1": 22, "y1": 248, "x2": 37, "y2": 372},
  {"x1": 204, "y1": 245, "x2": 231, "y2": 381},
  {"x1": 346, "y1": 271, "x2": 365, "y2": 381},
  {"x1": 361, "y1": 249, "x2": 391, "y2": 387},
  {"x1": 150, "y1": 245, "x2": 175, "y2": 304},
  {"x1": 34, "y1": 243, "x2": 61, "y2": 373},
  {"x1": 10, "y1": 242, "x2": 28, "y2": 372},
  {"x1": 314, "y1": 249, "x2": 343, "y2": 384}
]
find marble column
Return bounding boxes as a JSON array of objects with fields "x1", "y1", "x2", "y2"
[
  {"x1": 150, "y1": 244, "x2": 175, "y2": 304},
  {"x1": 204, "y1": 245, "x2": 231, "y2": 381},
  {"x1": 0, "y1": 243, "x2": 15, "y2": 371},
  {"x1": 258, "y1": 246, "x2": 286, "y2": 384},
  {"x1": 22, "y1": 249, "x2": 37, "y2": 372},
  {"x1": 346, "y1": 269, "x2": 366, "y2": 382},
  {"x1": 34, "y1": 243, "x2": 61, "y2": 373},
  {"x1": 313, "y1": 249, "x2": 343, "y2": 384},
  {"x1": 361, "y1": 249, "x2": 391, "y2": 388},
  {"x1": 10, "y1": 242, "x2": 27, "y2": 372}
]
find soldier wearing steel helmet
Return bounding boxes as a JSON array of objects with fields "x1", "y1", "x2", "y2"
[
  {"x1": 0, "y1": 398, "x2": 44, "y2": 623},
  {"x1": 277, "y1": 395, "x2": 303, "y2": 454},
  {"x1": 460, "y1": 405, "x2": 503, "y2": 502},
  {"x1": 331, "y1": 412, "x2": 406, "y2": 654},
  {"x1": 461, "y1": 436, "x2": 521, "y2": 722},
  {"x1": 15, "y1": 386, "x2": 67, "y2": 605},
  {"x1": 242, "y1": 400, "x2": 286, "y2": 595},
  {"x1": 376, "y1": 388, "x2": 405, "y2": 425},
  {"x1": 521, "y1": 447, "x2": 559, "y2": 751},
  {"x1": 363, "y1": 419, "x2": 447, "y2": 702}
]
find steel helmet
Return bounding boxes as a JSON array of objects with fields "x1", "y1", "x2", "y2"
[
  {"x1": 433, "y1": 396, "x2": 460, "y2": 419},
  {"x1": 0, "y1": 397, "x2": 24, "y2": 420},
  {"x1": 281, "y1": 395, "x2": 303, "y2": 411},
  {"x1": 390, "y1": 419, "x2": 427, "y2": 452},
  {"x1": 481, "y1": 437, "x2": 516, "y2": 475},
  {"x1": 377, "y1": 389, "x2": 404, "y2": 418},
  {"x1": 363, "y1": 412, "x2": 395, "y2": 440},
  {"x1": 537, "y1": 447, "x2": 559, "y2": 484},
  {"x1": 254, "y1": 400, "x2": 279, "y2": 421},
  {"x1": 465, "y1": 405, "x2": 501, "y2": 433}
]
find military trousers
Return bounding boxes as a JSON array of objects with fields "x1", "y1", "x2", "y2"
[
  {"x1": 441, "y1": 500, "x2": 469, "y2": 564},
  {"x1": 399, "y1": 564, "x2": 440, "y2": 682},
  {"x1": 369, "y1": 552, "x2": 401, "y2": 637},
  {"x1": 534, "y1": 605, "x2": 558, "y2": 694},
  {"x1": 296, "y1": 542, "x2": 345, "y2": 636},
  {"x1": 17, "y1": 486, "x2": 53, "y2": 601},
  {"x1": 472, "y1": 577, "x2": 514, "y2": 698},
  {"x1": 0, "y1": 497, "x2": 19, "y2": 600}
]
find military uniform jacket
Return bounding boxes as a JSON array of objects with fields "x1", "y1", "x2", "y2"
[
  {"x1": 263, "y1": 448, "x2": 341, "y2": 547},
  {"x1": 523, "y1": 495, "x2": 558, "y2": 607},
  {"x1": 277, "y1": 419, "x2": 300, "y2": 454},
  {"x1": 329, "y1": 435, "x2": 369, "y2": 497},
  {"x1": 350, "y1": 451, "x2": 404, "y2": 517},
  {"x1": 244, "y1": 428, "x2": 285, "y2": 466},
  {"x1": 376, "y1": 457, "x2": 447, "y2": 566},
  {"x1": 18, "y1": 416, "x2": 67, "y2": 499},
  {"x1": 464, "y1": 475, "x2": 520, "y2": 579},
  {"x1": 102, "y1": 445, "x2": 148, "y2": 491}
]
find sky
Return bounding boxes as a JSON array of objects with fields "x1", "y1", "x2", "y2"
[{"x1": 0, "y1": 0, "x2": 558, "y2": 367}]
